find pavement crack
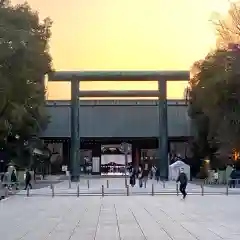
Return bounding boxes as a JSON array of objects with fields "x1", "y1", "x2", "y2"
[
  {"x1": 129, "y1": 208, "x2": 147, "y2": 240},
  {"x1": 68, "y1": 207, "x2": 88, "y2": 240},
  {"x1": 180, "y1": 212, "x2": 224, "y2": 239},
  {"x1": 45, "y1": 204, "x2": 76, "y2": 240},
  {"x1": 114, "y1": 203, "x2": 122, "y2": 240},
  {"x1": 93, "y1": 201, "x2": 103, "y2": 240},
  {"x1": 143, "y1": 207, "x2": 174, "y2": 240},
  {"x1": 153, "y1": 206, "x2": 200, "y2": 240}
]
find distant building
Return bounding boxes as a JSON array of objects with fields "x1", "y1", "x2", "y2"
[{"x1": 42, "y1": 99, "x2": 193, "y2": 174}]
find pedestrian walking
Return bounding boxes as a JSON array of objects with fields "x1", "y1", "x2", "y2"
[
  {"x1": 129, "y1": 167, "x2": 136, "y2": 187},
  {"x1": 137, "y1": 165, "x2": 143, "y2": 188},
  {"x1": 11, "y1": 170, "x2": 19, "y2": 190},
  {"x1": 214, "y1": 170, "x2": 219, "y2": 184},
  {"x1": 24, "y1": 169, "x2": 32, "y2": 190},
  {"x1": 3, "y1": 171, "x2": 9, "y2": 188},
  {"x1": 230, "y1": 168, "x2": 237, "y2": 188},
  {"x1": 150, "y1": 166, "x2": 156, "y2": 179},
  {"x1": 155, "y1": 168, "x2": 160, "y2": 182},
  {"x1": 176, "y1": 168, "x2": 188, "y2": 199}
]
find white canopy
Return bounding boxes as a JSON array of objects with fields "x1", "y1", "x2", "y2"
[{"x1": 169, "y1": 160, "x2": 190, "y2": 180}]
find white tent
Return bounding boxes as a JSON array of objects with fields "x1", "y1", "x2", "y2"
[{"x1": 169, "y1": 160, "x2": 190, "y2": 180}]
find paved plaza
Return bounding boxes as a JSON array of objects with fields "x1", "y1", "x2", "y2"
[{"x1": 1, "y1": 179, "x2": 240, "y2": 240}]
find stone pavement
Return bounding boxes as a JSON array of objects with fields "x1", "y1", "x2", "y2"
[{"x1": 1, "y1": 192, "x2": 240, "y2": 239}]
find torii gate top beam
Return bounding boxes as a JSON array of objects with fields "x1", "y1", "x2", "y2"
[{"x1": 49, "y1": 70, "x2": 189, "y2": 81}]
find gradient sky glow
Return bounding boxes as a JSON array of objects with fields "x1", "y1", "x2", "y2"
[{"x1": 13, "y1": 0, "x2": 231, "y2": 99}]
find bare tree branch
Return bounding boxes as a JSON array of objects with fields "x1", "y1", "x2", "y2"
[{"x1": 213, "y1": 1, "x2": 240, "y2": 48}]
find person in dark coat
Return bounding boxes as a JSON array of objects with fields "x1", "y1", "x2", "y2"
[
  {"x1": 155, "y1": 168, "x2": 160, "y2": 182},
  {"x1": 176, "y1": 168, "x2": 188, "y2": 199},
  {"x1": 24, "y1": 169, "x2": 32, "y2": 190},
  {"x1": 230, "y1": 169, "x2": 237, "y2": 188},
  {"x1": 129, "y1": 167, "x2": 136, "y2": 187},
  {"x1": 11, "y1": 170, "x2": 19, "y2": 190},
  {"x1": 137, "y1": 165, "x2": 144, "y2": 188}
]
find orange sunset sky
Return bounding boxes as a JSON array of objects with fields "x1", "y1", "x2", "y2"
[{"x1": 13, "y1": 0, "x2": 234, "y2": 100}]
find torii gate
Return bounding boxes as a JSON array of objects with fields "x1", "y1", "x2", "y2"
[{"x1": 49, "y1": 70, "x2": 189, "y2": 181}]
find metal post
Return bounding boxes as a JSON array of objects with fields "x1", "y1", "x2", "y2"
[
  {"x1": 152, "y1": 184, "x2": 154, "y2": 196},
  {"x1": 163, "y1": 180, "x2": 166, "y2": 188},
  {"x1": 70, "y1": 77, "x2": 80, "y2": 182},
  {"x1": 27, "y1": 187, "x2": 30, "y2": 197},
  {"x1": 102, "y1": 185, "x2": 104, "y2": 197},
  {"x1": 124, "y1": 177, "x2": 127, "y2": 188},
  {"x1": 77, "y1": 184, "x2": 80, "y2": 197},
  {"x1": 126, "y1": 185, "x2": 129, "y2": 196},
  {"x1": 176, "y1": 183, "x2": 179, "y2": 196},
  {"x1": 51, "y1": 184, "x2": 54, "y2": 197},
  {"x1": 158, "y1": 79, "x2": 168, "y2": 180},
  {"x1": 107, "y1": 179, "x2": 109, "y2": 188},
  {"x1": 226, "y1": 182, "x2": 229, "y2": 196},
  {"x1": 68, "y1": 175, "x2": 71, "y2": 189},
  {"x1": 201, "y1": 183, "x2": 204, "y2": 196},
  {"x1": 87, "y1": 179, "x2": 90, "y2": 189}
]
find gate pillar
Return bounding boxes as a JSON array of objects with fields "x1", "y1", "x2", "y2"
[
  {"x1": 158, "y1": 79, "x2": 169, "y2": 180},
  {"x1": 70, "y1": 77, "x2": 80, "y2": 181}
]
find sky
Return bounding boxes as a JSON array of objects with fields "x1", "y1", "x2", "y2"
[{"x1": 13, "y1": 0, "x2": 232, "y2": 100}]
